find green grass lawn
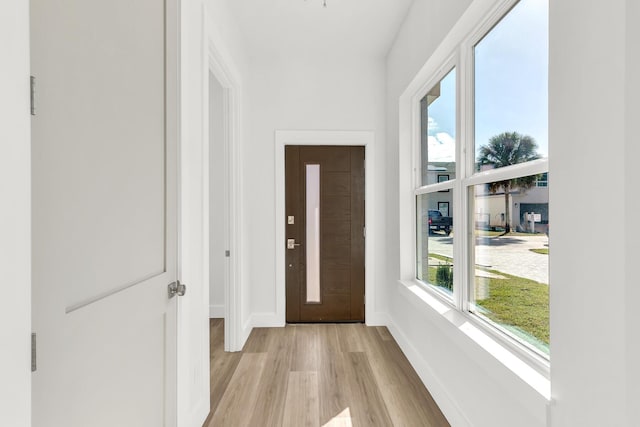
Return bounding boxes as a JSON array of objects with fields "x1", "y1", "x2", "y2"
[
  {"x1": 475, "y1": 271, "x2": 549, "y2": 348},
  {"x1": 529, "y1": 248, "x2": 549, "y2": 255},
  {"x1": 425, "y1": 253, "x2": 549, "y2": 350}
]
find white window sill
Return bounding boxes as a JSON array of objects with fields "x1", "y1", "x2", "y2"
[{"x1": 397, "y1": 279, "x2": 551, "y2": 401}]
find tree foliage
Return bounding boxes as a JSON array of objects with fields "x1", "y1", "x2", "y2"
[{"x1": 477, "y1": 132, "x2": 541, "y2": 233}]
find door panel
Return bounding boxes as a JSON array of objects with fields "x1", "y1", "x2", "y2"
[
  {"x1": 285, "y1": 146, "x2": 365, "y2": 322},
  {"x1": 31, "y1": 1, "x2": 178, "y2": 426}
]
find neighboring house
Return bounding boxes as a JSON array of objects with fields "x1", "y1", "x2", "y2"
[
  {"x1": 476, "y1": 174, "x2": 549, "y2": 232},
  {"x1": 421, "y1": 163, "x2": 455, "y2": 217}
]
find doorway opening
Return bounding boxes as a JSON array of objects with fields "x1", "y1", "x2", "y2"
[
  {"x1": 208, "y1": 71, "x2": 228, "y2": 324},
  {"x1": 202, "y1": 26, "x2": 242, "y2": 355}
]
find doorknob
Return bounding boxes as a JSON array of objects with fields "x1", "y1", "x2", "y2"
[
  {"x1": 168, "y1": 280, "x2": 186, "y2": 298},
  {"x1": 287, "y1": 238, "x2": 301, "y2": 250}
]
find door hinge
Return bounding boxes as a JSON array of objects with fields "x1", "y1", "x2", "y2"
[
  {"x1": 363, "y1": 227, "x2": 366, "y2": 238},
  {"x1": 225, "y1": 250, "x2": 230, "y2": 257},
  {"x1": 30, "y1": 76, "x2": 36, "y2": 116},
  {"x1": 31, "y1": 333, "x2": 37, "y2": 372}
]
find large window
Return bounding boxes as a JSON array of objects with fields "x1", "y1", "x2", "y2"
[{"x1": 414, "y1": 0, "x2": 549, "y2": 358}]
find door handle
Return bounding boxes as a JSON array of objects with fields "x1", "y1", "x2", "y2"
[
  {"x1": 287, "y1": 238, "x2": 301, "y2": 250},
  {"x1": 168, "y1": 280, "x2": 186, "y2": 298}
]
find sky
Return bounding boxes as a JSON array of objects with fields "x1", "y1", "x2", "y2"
[{"x1": 426, "y1": 0, "x2": 549, "y2": 162}]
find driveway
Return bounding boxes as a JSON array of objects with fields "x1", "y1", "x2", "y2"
[{"x1": 428, "y1": 233, "x2": 549, "y2": 284}]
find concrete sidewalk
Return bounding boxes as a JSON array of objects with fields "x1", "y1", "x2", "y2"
[{"x1": 428, "y1": 233, "x2": 549, "y2": 284}]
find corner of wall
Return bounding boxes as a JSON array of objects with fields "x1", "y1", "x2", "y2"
[{"x1": 366, "y1": 311, "x2": 393, "y2": 326}]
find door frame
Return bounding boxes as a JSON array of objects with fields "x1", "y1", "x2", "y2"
[
  {"x1": 1, "y1": 1, "x2": 31, "y2": 424},
  {"x1": 275, "y1": 130, "x2": 376, "y2": 325},
  {"x1": 200, "y1": 4, "x2": 243, "y2": 352}
]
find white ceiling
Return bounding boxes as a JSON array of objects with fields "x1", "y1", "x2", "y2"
[{"x1": 226, "y1": 0, "x2": 414, "y2": 59}]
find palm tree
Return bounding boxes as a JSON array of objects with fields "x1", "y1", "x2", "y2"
[{"x1": 477, "y1": 132, "x2": 540, "y2": 234}]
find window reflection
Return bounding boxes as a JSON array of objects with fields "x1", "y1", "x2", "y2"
[
  {"x1": 471, "y1": 174, "x2": 549, "y2": 353},
  {"x1": 420, "y1": 68, "x2": 456, "y2": 186},
  {"x1": 416, "y1": 193, "x2": 454, "y2": 295}
]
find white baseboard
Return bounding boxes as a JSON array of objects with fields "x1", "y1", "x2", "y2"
[
  {"x1": 209, "y1": 304, "x2": 225, "y2": 318},
  {"x1": 235, "y1": 312, "x2": 284, "y2": 351},
  {"x1": 366, "y1": 311, "x2": 392, "y2": 326},
  {"x1": 250, "y1": 312, "x2": 284, "y2": 328},
  {"x1": 239, "y1": 316, "x2": 253, "y2": 351},
  {"x1": 189, "y1": 397, "x2": 211, "y2": 427},
  {"x1": 386, "y1": 316, "x2": 472, "y2": 427}
]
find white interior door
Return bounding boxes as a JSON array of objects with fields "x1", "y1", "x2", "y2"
[{"x1": 31, "y1": 1, "x2": 180, "y2": 426}]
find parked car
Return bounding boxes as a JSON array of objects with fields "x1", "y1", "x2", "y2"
[{"x1": 428, "y1": 209, "x2": 452, "y2": 236}]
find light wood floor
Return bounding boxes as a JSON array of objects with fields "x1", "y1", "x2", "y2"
[{"x1": 203, "y1": 319, "x2": 450, "y2": 427}]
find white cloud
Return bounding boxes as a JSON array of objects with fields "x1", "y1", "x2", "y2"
[{"x1": 428, "y1": 132, "x2": 455, "y2": 162}]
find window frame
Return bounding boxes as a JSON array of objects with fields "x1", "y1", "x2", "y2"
[
  {"x1": 413, "y1": 57, "x2": 458, "y2": 305},
  {"x1": 406, "y1": 0, "x2": 550, "y2": 376}
]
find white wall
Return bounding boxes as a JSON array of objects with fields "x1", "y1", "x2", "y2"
[
  {"x1": 549, "y1": 0, "x2": 636, "y2": 425},
  {"x1": 209, "y1": 72, "x2": 226, "y2": 318},
  {"x1": 625, "y1": 2, "x2": 640, "y2": 425},
  {"x1": 386, "y1": 1, "x2": 550, "y2": 426},
  {"x1": 387, "y1": 1, "x2": 640, "y2": 426},
  {"x1": 244, "y1": 53, "x2": 387, "y2": 325},
  {"x1": 386, "y1": 0, "x2": 473, "y2": 287},
  {"x1": 0, "y1": 1, "x2": 31, "y2": 426}
]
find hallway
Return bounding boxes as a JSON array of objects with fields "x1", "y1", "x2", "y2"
[{"x1": 204, "y1": 319, "x2": 449, "y2": 426}]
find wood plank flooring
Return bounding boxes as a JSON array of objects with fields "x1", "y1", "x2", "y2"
[{"x1": 203, "y1": 319, "x2": 450, "y2": 427}]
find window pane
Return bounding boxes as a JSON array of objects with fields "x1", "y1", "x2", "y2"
[
  {"x1": 416, "y1": 193, "x2": 454, "y2": 295},
  {"x1": 474, "y1": 0, "x2": 548, "y2": 170},
  {"x1": 471, "y1": 174, "x2": 549, "y2": 354},
  {"x1": 420, "y1": 68, "x2": 456, "y2": 186},
  {"x1": 306, "y1": 164, "x2": 320, "y2": 304}
]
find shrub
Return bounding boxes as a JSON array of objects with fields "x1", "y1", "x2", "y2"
[{"x1": 435, "y1": 264, "x2": 453, "y2": 291}]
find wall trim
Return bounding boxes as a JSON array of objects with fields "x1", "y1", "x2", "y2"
[
  {"x1": 202, "y1": 3, "x2": 244, "y2": 353},
  {"x1": 250, "y1": 312, "x2": 282, "y2": 328},
  {"x1": 365, "y1": 311, "x2": 392, "y2": 326},
  {"x1": 241, "y1": 316, "x2": 253, "y2": 349},
  {"x1": 0, "y1": 1, "x2": 31, "y2": 424},
  {"x1": 274, "y1": 130, "x2": 376, "y2": 325},
  {"x1": 209, "y1": 305, "x2": 225, "y2": 318}
]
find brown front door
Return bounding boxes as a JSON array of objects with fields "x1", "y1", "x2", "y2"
[{"x1": 285, "y1": 146, "x2": 365, "y2": 322}]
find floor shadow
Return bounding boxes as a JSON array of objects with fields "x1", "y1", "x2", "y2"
[
  {"x1": 475, "y1": 237, "x2": 525, "y2": 246},
  {"x1": 431, "y1": 236, "x2": 453, "y2": 244}
]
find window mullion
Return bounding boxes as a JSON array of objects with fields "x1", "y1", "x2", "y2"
[{"x1": 457, "y1": 42, "x2": 473, "y2": 313}]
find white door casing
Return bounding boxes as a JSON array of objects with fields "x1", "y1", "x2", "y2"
[
  {"x1": 274, "y1": 131, "x2": 376, "y2": 325},
  {"x1": 175, "y1": 3, "x2": 244, "y2": 425},
  {"x1": 208, "y1": 72, "x2": 227, "y2": 320},
  {"x1": 0, "y1": 1, "x2": 31, "y2": 426},
  {"x1": 202, "y1": 3, "x2": 244, "y2": 353},
  {"x1": 31, "y1": 0, "x2": 180, "y2": 426}
]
